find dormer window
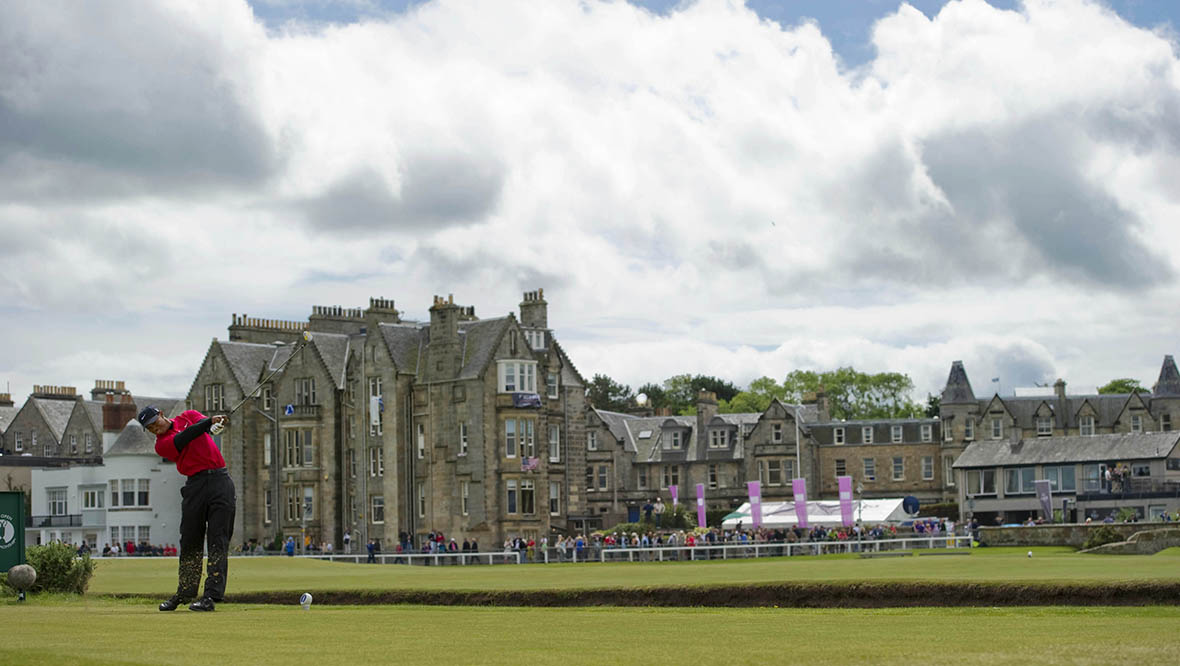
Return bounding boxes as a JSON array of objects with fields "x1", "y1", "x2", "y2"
[
  {"x1": 862, "y1": 426, "x2": 873, "y2": 444},
  {"x1": 990, "y1": 417, "x2": 1003, "y2": 439},
  {"x1": 772, "y1": 423, "x2": 783, "y2": 443},
  {"x1": 1036, "y1": 417, "x2": 1053, "y2": 437},
  {"x1": 526, "y1": 330, "x2": 546, "y2": 350},
  {"x1": 1131, "y1": 414, "x2": 1143, "y2": 433},
  {"x1": 1079, "y1": 415, "x2": 1094, "y2": 436},
  {"x1": 834, "y1": 427, "x2": 845, "y2": 445},
  {"x1": 708, "y1": 429, "x2": 727, "y2": 449},
  {"x1": 891, "y1": 425, "x2": 903, "y2": 443},
  {"x1": 666, "y1": 431, "x2": 683, "y2": 450}
]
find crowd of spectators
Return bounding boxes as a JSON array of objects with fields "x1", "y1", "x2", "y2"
[{"x1": 94, "y1": 541, "x2": 177, "y2": 556}]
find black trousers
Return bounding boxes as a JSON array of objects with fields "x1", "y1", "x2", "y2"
[{"x1": 176, "y1": 468, "x2": 236, "y2": 601}]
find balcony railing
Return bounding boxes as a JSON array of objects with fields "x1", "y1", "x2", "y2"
[
  {"x1": 1076, "y1": 478, "x2": 1180, "y2": 501},
  {"x1": 30, "y1": 514, "x2": 82, "y2": 528},
  {"x1": 281, "y1": 404, "x2": 321, "y2": 419}
]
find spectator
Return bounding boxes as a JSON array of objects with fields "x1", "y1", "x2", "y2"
[
  {"x1": 367, "y1": 539, "x2": 377, "y2": 563},
  {"x1": 285, "y1": 536, "x2": 295, "y2": 557},
  {"x1": 654, "y1": 498, "x2": 665, "y2": 527},
  {"x1": 343, "y1": 529, "x2": 351, "y2": 554}
]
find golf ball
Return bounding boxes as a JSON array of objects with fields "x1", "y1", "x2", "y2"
[
  {"x1": 1027, "y1": 551, "x2": 1032, "y2": 558},
  {"x1": 299, "y1": 592, "x2": 313, "y2": 608}
]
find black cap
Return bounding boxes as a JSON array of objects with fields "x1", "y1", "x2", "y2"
[{"x1": 136, "y1": 405, "x2": 161, "y2": 429}]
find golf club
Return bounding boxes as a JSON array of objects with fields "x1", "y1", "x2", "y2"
[{"x1": 212, "y1": 330, "x2": 313, "y2": 434}]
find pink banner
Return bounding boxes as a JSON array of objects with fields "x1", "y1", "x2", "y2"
[
  {"x1": 838, "y1": 475, "x2": 854, "y2": 527},
  {"x1": 669, "y1": 484, "x2": 678, "y2": 507},
  {"x1": 695, "y1": 483, "x2": 706, "y2": 528},
  {"x1": 792, "y1": 478, "x2": 808, "y2": 528},
  {"x1": 747, "y1": 480, "x2": 763, "y2": 529}
]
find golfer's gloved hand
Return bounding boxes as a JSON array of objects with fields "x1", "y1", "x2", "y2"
[{"x1": 210, "y1": 415, "x2": 228, "y2": 435}]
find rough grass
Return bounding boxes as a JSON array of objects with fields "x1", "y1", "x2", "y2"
[
  {"x1": 1, "y1": 598, "x2": 1178, "y2": 666},
  {"x1": 88, "y1": 547, "x2": 1180, "y2": 599}
]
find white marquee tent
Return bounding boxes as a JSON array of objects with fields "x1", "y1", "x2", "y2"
[{"x1": 721, "y1": 498, "x2": 911, "y2": 530}]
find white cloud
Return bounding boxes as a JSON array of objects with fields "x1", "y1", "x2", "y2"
[{"x1": 2, "y1": 0, "x2": 1179, "y2": 404}]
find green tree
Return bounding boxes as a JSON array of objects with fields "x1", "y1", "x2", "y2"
[
  {"x1": 660, "y1": 374, "x2": 742, "y2": 414},
  {"x1": 635, "y1": 382, "x2": 666, "y2": 409},
  {"x1": 782, "y1": 367, "x2": 923, "y2": 420},
  {"x1": 925, "y1": 394, "x2": 941, "y2": 418},
  {"x1": 1098, "y1": 378, "x2": 1148, "y2": 394},
  {"x1": 586, "y1": 374, "x2": 634, "y2": 412},
  {"x1": 720, "y1": 376, "x2": 787, "y2": 414}
]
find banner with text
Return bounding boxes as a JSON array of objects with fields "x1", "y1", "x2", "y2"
[
  {"x1": 696, "y1": 484, "x2": 706, "y2": 528},
  {"x1": 1035, "y1": 479, "x2": 1053, "y2": 520},
  {"x1": 838, "y1": 475, "x2": 854, "y2": 527},
  {"x1": 792, "y1": 478, "x2": 808, "y2": 528},
  {"x1": 748, "y1": 480, "x2": 763, "y2": 529}
]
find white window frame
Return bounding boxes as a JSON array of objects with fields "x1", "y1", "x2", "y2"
[
  {"x1": 833, "y1": 427, "x2": 844, "y2": 445},
  {"x1": 14, "y1": 432, "x2": 22, "y2": 452},
  {"x1": 862, "y1": 426, "x2": 873, "y2": 444},
  {"x1": 1036, "y1": 417, "x2": 1053, "y2": 437},
  {"x1": 459, "y1": 422, "x2": 469, "y2": 456},
  {"x1": 548, "y1": 425, "x2": 560, "y2": 462},
  {"x1": 506, "y1": 480, "x2": 518, "y2": 514},
  {"x1": 944, "y1": 456, "x2": 955, "y2": 486},
  {"x1": 834, "y1": 458, "x2": 846, "y2": 477},
  {"x1": 708, "y1": 463, "x2": 718, "y2": 489},
  {"x1": 891, "y1": 425, "x2": 903, "y2": 443},
  {"x1": 991, "y1": 417, "x2": 1003, "y2": 440},
  {"x1": 521, "y1": 479, "x2": 535, "y2": 515},
  {"x1": 417, "y1": 423, "x2": 425, "y2": 459},
  {"x1": 47, "y1": 488, "x2": 67, "y2": 516},
  {"x1": 461, "y1": 481, "x2": 470, "y2": 516},
  {"x1": 767, "y1": 459, "x2": 781, "y2": 486},
  {"x1": 892, "y1": 456, "x2": 904, "y2": 481},
  {"x1": 772, "y1": 423, "x2": 783, "y2": 443},
  {"x1": 82, "y1": 489, "x2": 103, "y2": 509},
  {"x1": 920, "y1": 424, "x2": 932, "y2": 443},
  {"x1": 417, "y1": 483, "x2": 426, "y2": 518},
  {"x1": 587, "y1": 431, "x2": 598, "y2": 451},
  {"x1": 1131, "y1": 414, "x2": 1143, "y2": 433},
  {"x1": 371, "y1": 495, "x2": 385, "y2": 524},
  {"x1": 966, "y1": 469, "x2": 997, "y2": 495},
  {"x1": 863, "y1": 458, "x2": 876, "y2": 481},
  {"x1": 1079, "y1": 415, "x2": 1095, "y2": 436},
  {"x1": 69, "y1": 433, "x2": 77, "y2": 453},
  {"x1": 964, "y1": 419, "x2": 975, "y2": 440},
  {"x1": 922, "y1": 456, "x2": 934, "y2": 480},
  {"x1": 505, "y1": 420, "x2": 517, "y2": 458},
  {"x1": 547, "y1": 372, "x2": 559, "y2": 399},
  {"x1": 498, "y1": 360, "x2": 538, "y2": 393},
  {"x1": 708, "y1": 429, "x2": 727, "y2": 449},
  {"x1": 549, "y1": 481, "x2": 560, "y2": 515},
  {"x1": 369, "y1": 446, "x2": 383, "y2": 476}
]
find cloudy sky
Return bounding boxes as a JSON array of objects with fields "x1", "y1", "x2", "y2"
[{"x1": 2, "y1": 0, "x2": 1179, "y2": 406}]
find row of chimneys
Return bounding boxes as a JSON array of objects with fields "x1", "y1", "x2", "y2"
[
  {"x1": 231, "y1": 314, "x2": 308, "y2": 331},
  {"x1": 311, "y1": 305, "x2": 364, "y2": 319},
  {"x1": 523, "y1": 289, "x2": 545, "y2": 302},
  {"x1": 33, "y1": 385, "x2": 77, "y2": 397}
]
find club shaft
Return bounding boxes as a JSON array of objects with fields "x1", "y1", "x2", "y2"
[{"x1": 226, "y1": 337, "x2": 309, "y2": 415}]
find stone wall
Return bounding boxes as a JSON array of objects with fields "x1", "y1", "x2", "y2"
[
  {"x1": 1081, "y1": 528, "x2": 1180, "y2": 555},
  {"x1": 977, "y1": 522, "x2": 1173, "y2": 547}
]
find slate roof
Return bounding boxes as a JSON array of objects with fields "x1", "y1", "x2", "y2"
[
  {"x1": 977, "y1": 393, "x2": 1141, "y2": 430},
  {"x1": 310, "y1": 332, "x2": 350, "y2": 389},
  {"x1": 82, "y1": 401, "x2": 104, "y2": 431},
  {"x1": 941, "y1": 360, "x2": 976, "y2": 405},
  {"x1": 953, "y1": 432, "x2": 1180, "y2": 468},
  {"x1": 219, "y1": 341, "x2": 280, "y2": 392},
  {"x1": 0, "y1": 405, "x2": 19, "y2": 435},
  {"x1": 1155, "y1": 355, "x2": 1180, "y2": 397},
  {"x1": 594, "y1": 410, "x2": 638, "y2": 453},
  {"x1": 458, "y1": 317, "x2": 511, "y2": 380},
  {"x1": 105, "y1": 419, "x2": 158, "y2": 456},
  {"x1": 32, "y1": 397, "x2": 78, "y2": 440},
  {"x1": 379, "y1": 322, "x2": 427, "y2": 374}
]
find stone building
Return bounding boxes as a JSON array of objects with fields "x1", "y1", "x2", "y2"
[{"x1": 186, "y1": 289, "x2": 587, "y2": 551}]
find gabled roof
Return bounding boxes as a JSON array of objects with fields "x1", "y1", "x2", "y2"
[
  {"x1": 378, "y1": 322, "x2": 427, "y2": 374},
  {"x1": 81, "y1": 401, "x2": 104, "y2": 432},
  {"x1": 457, "y1": 317, "x2": 512, "y2": 380},
  {"x1": 218, "y1": 341, "x2": 279, "y2": 393},
  {"x1": 551, "y1": 341, "x2": 586, "y2": 387},
  {"x1": 309, "y1": 332, "x2": 350, "y2": 389},
  {"x1": 106, "y1": 419, "x2": 158, "y2": 456},
  {"x1": 31, "y1": 397, "x2": 78, "y2": 441},
  {"x1": 0, "y1": 404, "x2": 19, "y2": 435},
  {"x1": 953, "y1": 432, "x2": 1180, "y2": 468},
  {"x1": 593, "y1": 409, "x2": 638, "y2": 453}
]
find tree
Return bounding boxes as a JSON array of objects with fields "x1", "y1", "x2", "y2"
[
  {"x1": 659, "y1": 374, "x2": 742, "y2": 414},
  {"x1": 720, "y1": 376, "x2": 787, "y2": 414},
  {"x1": 586, "y1": 374, "x2": 634, "y2": 412},
  {"x1": 635, "y1": 382, "x2": 666, "y2": 410},
  {"x1": 925, "y1": 394, "x2": 941, "y2": 418},
  {"x1": 1098, "y1": 378, "x2": 1148, "y2": 394},
  {"x1": 782, "y1": 367, "x2": 923, "y2": 420}
]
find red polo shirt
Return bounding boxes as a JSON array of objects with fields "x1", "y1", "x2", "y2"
[{"x1": 154, "y1": 409, "x2": 226, "y2": 477}]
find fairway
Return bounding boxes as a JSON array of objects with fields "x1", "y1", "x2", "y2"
[
  {"x1": 2, "y1": 598, "x2": 1178, "y2": 666},
  {"x1": 88, "y1": 547, "x2": 1180, "y2": 597}
]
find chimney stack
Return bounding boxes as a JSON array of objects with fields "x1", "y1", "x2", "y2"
[
  {"x1": 519, "y1": 288, "x2": 548, "y2": 329},
  {"x1": 103, "y1": 393, "x2": 140, "y2": 432}
]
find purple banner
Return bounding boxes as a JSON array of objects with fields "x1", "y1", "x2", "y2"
[
  {"x1": 747, "y1": 480, "x2": 763, "y2": 529},
  {"x1": 695, "y1": 483, "x2": 706, "y2": 528},
  {"x1": 669, "y1": 484, "x2": 678, "y2": 507},
  {"x1": 792, "y1": 478, "x2": 808, "y2": 528},
  {"x1": 838, "y1": 475, "x2": 854, "y2": 527}
]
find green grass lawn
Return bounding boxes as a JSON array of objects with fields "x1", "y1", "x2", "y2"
[
  {"x1": 87, "y1": 546, "x2": 1180, "y2": 597},
  {"x1": 1, "y1": 598, "x2": 1177, "y2": 666}
]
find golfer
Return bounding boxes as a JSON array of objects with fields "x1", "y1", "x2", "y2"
[{"x1": 138, "y1": 405, "x2": 235, "y2": 612}]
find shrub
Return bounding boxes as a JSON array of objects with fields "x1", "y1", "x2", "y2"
[
  {"x1": 1082, "y1": 525, "x2": 1122, "y2": 550},
  {"x1": 0, "y1": 543, "x2": 96, "y2": 595}
]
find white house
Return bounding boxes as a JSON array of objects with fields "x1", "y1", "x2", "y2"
[{"x1": 29, "y1": 420, "x2": 183, "y2": 550}]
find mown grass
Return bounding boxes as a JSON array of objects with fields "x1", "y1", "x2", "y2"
[
  {"x1": 86, "y1": 546, "x2": 1180, "y2": 597},
  {"x1": 1, "y1": 598, "x2": 1177, "y2": 665}
]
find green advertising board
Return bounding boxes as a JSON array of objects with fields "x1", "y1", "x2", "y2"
[{"x1": 0, "y1": 490, "x2": 27, "y2": 572}]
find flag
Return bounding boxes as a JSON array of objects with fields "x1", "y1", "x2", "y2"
[
  {"x1": 695, "y1": 484, "x2": 706, "y2": 528},
  {"x1": 512, "y1": 392, "x2": 542, "y2": 408},
  {"x1": 748, "y1": 481, "x2": 763, "y2": 529},
  {"x1": 1034, "y1": 479, "x2": 1053, "y2": 521},
  {"x1": 838, "y1": 476, "x2": 854, "y2": 527},
  {"x1": 521, "y1": 457, "x2": 539, "y2": 472},
  {"x1": 792, "y1": 478, "x2": 808, "y2": 528},
  {"x1": 284, "y1": 404, "x2": 294, "y2": 416},
  {"x1": 669, "y1": 484, "x2": 678, "y2": 507}
]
